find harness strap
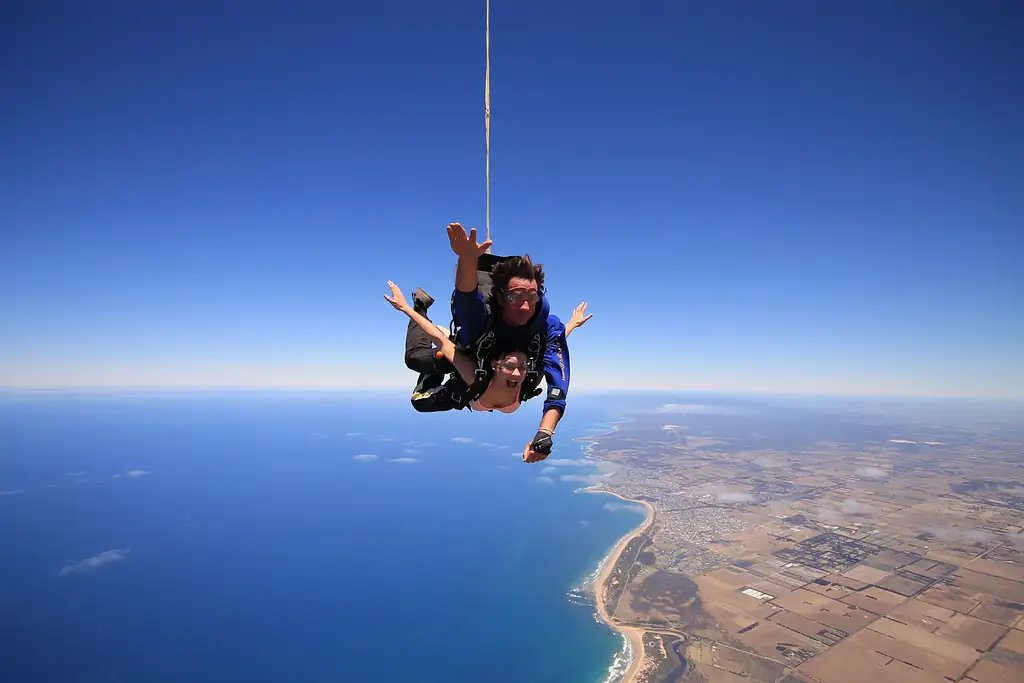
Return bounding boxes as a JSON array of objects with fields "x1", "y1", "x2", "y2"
[
  {"x1": 519, "y1": 331, "x2": 545, "y2": 401},
  {"x1": 465, "y1": 328, "x2": 494, "y2": 400}
]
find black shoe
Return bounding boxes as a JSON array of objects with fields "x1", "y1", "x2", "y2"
[{"x1": 413, "y1": 288, "x2": 434, "y2": 315}]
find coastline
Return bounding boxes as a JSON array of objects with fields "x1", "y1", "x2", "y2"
[
  {"x1": 569, "y1": 415, "x2": 652, "y2": 682},
  {"x1": 585, "y1": 488, "x2": 656, "y2": 683}
]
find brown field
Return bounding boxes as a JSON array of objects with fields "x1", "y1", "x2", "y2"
[
  {"x1": 866, "y1": 616, "x2": 983, "y2": 677},
  {"x1": 860, "y1": 548, "x2": 919, "y2": 571},
  {"x1": 731, "y1": 618, "x2": 824, "y2": 665},
  {"x1": 888, "y1": 597, "x2": 956, "y2": 630},
  {"x1": 925, "y1": 547, "x2": 981, "y2": 567},
  {"x1": 998, "y1": 628, "x2": 1024, "y2": 654},
  {"x1": 841, "y1": 563, "x2": 891, "y2": 584},
  {"x1": 690, "y1": 573, "x2": 779, "y2": 633},
  {"x1": 963, "y1": 651, "x2": 1024, "y2": 682},
  {"x1": 803, "y1": 573, "x2": 869, "y2": 602},
  {"x1": 935, "y1": 613, "x2": 1008, "y2": 650},
  {"x1": 797, "y1": 630, "x2": 940, "y2": 683},
  {"x1": 903, "y1": 557, "x2": 958, "y2": 579},
  {"x1": 970, "y1": 598, "x2": 1024, "y2": 626},
  {"x1": 876, "y1": 571, "x2": 933, "y2": 597},
  {"x1": 838, "y1": 585, "x2": 907, "y2": 614},
  {"x1": 768, "y1": 610, "x2": 847, "y2": 645},
  {"x1": 918, "y1": 582, "x2": 983, "y2": 612},
  {"x1": 769, "y1": 588, "x2": 878, "y2": 634},
  {"x1": 967, "y1": 557, "x2": 1024, "y2": 583},
  {"x1": 951, "y1": 569, "x2": 1024, "y2": 603},
  {"x1": 684, "y1": 637, "x2": 787, "y2": 682},
  {"x1": 778, "y1": 672, "x2": 818, "y2": 683},
  {"x1": 705, "y1": 566, "x2": 755, "y2": 589}
]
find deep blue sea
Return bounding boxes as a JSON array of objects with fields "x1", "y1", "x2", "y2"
[{"x1": 0, "y1": 391, "x2": 650, "y2": 683}]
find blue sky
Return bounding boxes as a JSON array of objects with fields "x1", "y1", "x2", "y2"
[{"x1": 1, "y1": 1, "x2": 1021, "y2": 396}]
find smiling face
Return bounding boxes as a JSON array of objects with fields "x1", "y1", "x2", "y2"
[
  {"x1": 489, "y1": 255, "x2": 545, "y2": 328},
  {"x1": 500, "y1": 277, "x2": 539, "y2": 327},
  {"x1": 491, "y1": 350, "x2": 528, "y2": 390}
]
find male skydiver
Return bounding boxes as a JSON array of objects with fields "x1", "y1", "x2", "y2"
[
  {"x1": 400, "y1": 223, "x2": 585, "y2": 463},
  {"x1": 446, "y1": 222, "x2": 572, "y2": 463}
]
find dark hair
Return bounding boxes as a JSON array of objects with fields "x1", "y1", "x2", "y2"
[{"x1": 488, "y1": 254, "x2": 546, "y2": 309}]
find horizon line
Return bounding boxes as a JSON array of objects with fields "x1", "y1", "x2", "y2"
[{"x1": 0, "y1": 385, "x2": 1021, "y2": 401}]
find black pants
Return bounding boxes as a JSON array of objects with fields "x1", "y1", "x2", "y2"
[
  {"x1": 407, "y1": 255, "x2": 509, "y2": 412},
  {"x1": 404, "y1": 319, "x2": 454, "y2": 377},
  {"x1": 411, "y1": 376, "x2": 468, "y2": 412}
]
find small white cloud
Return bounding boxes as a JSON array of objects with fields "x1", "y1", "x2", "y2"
[
  {"x1": 580, "y1": 520, "x2": 592, "y2": 527},
  {"x1": 345, "y1": 432, "x2": 363, "y2": 437},
  {"x1": 966, "y1": 529, "x2": 993, "y2": 543},
  {"x1": 536, "y1": 476, "x2": 554, "y2": 485},
  {"x1": 0, "y1": 489, "x2": 24, "y2": 497},
  {"x1": 753, "y1": 456, "x2": 786, "y2": 468},
  {"x1": 451, "y1": 436, "x2": 474, "y2": 443},
  {"x1": 540, "y1": 466, "x2": 557, "y2": 474},
  {"x1": 352, "y1": 454, "x2": 378, "y2": 462},
  {"x1": 855, "y1": 466, "x2": 888, "y2": 479},
  {"x1": 716, "y1": 491, "x2": 757, "y2": 504},
  {"x1": 389, "y1": 457, "x2": 420, "y2": 464},
  {"x1": 59, "y1": 549, "x2": 131, "y2": 576},
  {"x1": 841, "y1": 499, "x2": 877, "y2": 516},
  {"x1": 662, "y1": 424, "x2": 683, "y2": 431},
  {"x1": 125, "y1": 470, "x2": 149, "y2": 478},
  {"x1": 813, "y1": 507, "x2": 845, "y2": 526},
  {"x1": 403, "y1": 449, "x2": 418, "y2": 454}
]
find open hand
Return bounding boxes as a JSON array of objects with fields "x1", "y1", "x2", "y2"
[
  {"x1": 383, "y1": 281, "x2": 410, "y2": 312},
  {"x1": 447, "y1": 222, "x2": 493, "y2": 258},
  {"x1": 568, "y1": 302, "x2": 593, "y2": 331}
]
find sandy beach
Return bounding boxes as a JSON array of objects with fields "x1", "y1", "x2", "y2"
[{"x1": 588, "y1": 489, "x2": 656, "y2": 683}]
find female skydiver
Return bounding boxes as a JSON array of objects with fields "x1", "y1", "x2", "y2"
[{"x1": 384, "y1": 281, "x2": 591, "y2": 414}]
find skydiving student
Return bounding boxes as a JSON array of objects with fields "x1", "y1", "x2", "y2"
[
  {"x1": 384, "y1": 280, "x2": 590, "y2": 463},
  {"x1": 387, "y1": 224, "x2": 588, "y2": 463},
  {"x1": 400, "y1": 294, "x2": 591, "y2": 411}
]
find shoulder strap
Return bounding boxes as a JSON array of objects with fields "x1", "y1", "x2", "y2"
[
  {"x1": 469, "y1": 329, "x2": 496, "y2": 399},
  {"x1": 519, "y1": 331, "x2": 546, "y2": 401}
]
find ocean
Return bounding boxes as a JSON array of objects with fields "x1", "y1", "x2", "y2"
[{"x1": 0, "y1": 391, "x2": 649, "y2": 683}]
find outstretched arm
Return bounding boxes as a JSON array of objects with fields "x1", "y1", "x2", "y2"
[
  {"x1": 384, "y1": 281, "x2": 475, "y2": 383},
  {"x1": 448, "y1": 223, "x2": 491, "y2": 293},
  {"x1": 522, "y1": 316, "x2": 570, "y2": 463},
  {"x1": 564, "y1": 302, "x2": 593, "y2": 337}
]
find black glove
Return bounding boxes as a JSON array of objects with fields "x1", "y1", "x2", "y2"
[{"x1": 531, "y1": 430, "x2": 553, "y2": 456}]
